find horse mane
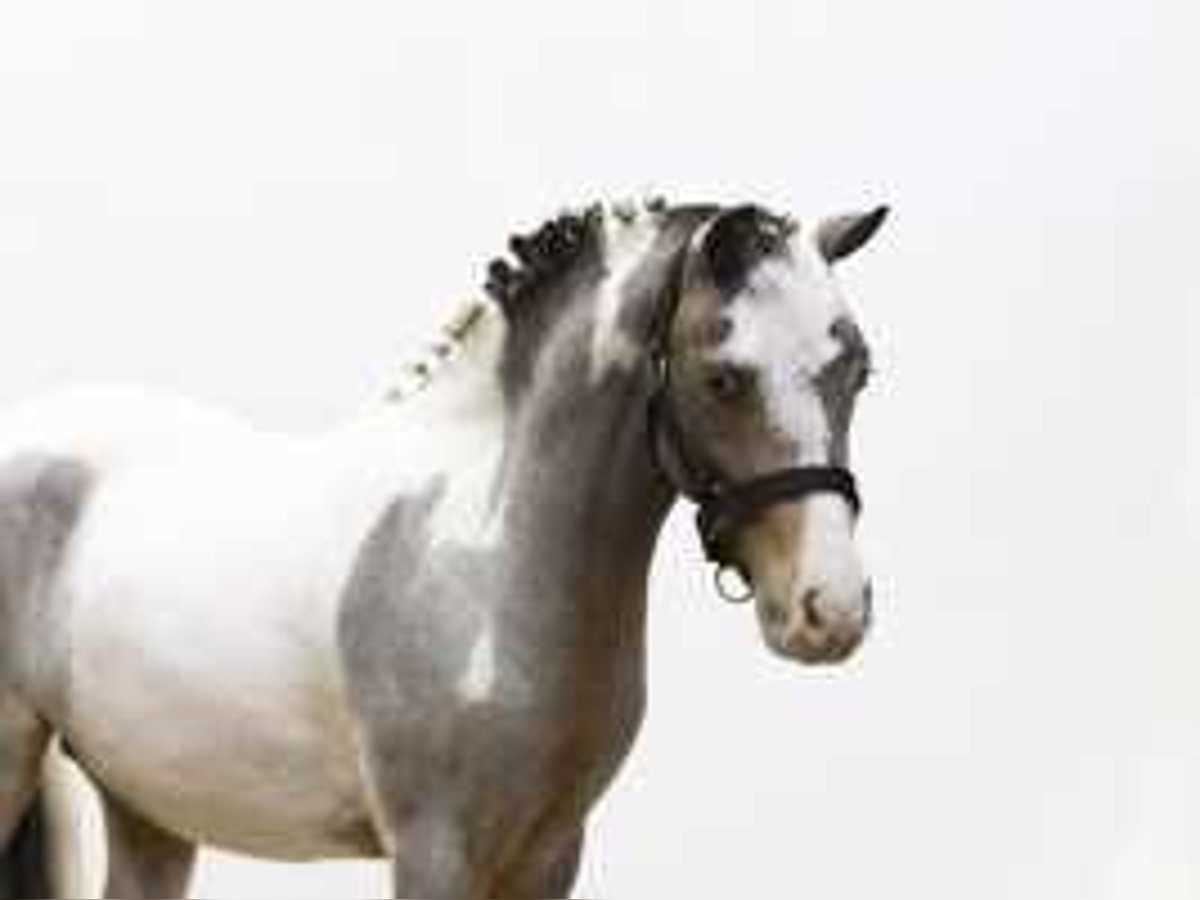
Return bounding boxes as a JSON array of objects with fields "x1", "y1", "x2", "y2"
[
  {"x1": 384, "y1": 300, "x2": 491, "y2": 402},
  {"x1": 483, "y1": 206, "x2": 601, "y2": 318},
  {"x1": 386, "y1": 197, "x2": 696, "y2": 402},
  {"x1": 483, "y1": 197, "x2": 673, "y2": 319}
]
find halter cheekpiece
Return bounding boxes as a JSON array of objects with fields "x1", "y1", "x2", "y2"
[{"x1": 644, "y1": 232, "x2": 863, "y2": 603}]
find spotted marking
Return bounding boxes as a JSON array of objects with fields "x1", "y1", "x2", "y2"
[{"x1": 457, "y1": 626, "x2": 497, "y2": 703}]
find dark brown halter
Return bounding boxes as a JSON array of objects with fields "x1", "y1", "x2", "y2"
[{"x1": 644, "y1": 236, "x2": 862, "y2": 602}]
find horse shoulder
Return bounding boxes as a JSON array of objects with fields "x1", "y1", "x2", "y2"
[{"x1": 49, "y1": 424, "x2": 394, "y2": 858}]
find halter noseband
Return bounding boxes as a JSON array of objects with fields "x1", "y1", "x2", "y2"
[{"x1": 644, "y1": 241, "x2": 862, "y2": 602}]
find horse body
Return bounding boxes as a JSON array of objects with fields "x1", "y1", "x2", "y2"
[
  {"x1": 60, "y1": 404, "x2": 380, "y2": 861},
  {"x1": 0, "y1": 373, "x2": 508, "y2": 861},
  {"x1": 0, "y1": 200, "x2": 886, "y2": 898}
]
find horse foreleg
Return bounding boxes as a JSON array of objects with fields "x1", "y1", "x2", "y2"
[
  {"x1": 490, "y1": 827, "x2": 584, "y2": 900},
  {"x1": 99, "y1": 789, "x2": 195, "y2": 900},
  {"x1": 0, "y1": 695, "x2": 51, "y2": 898},
  {"x1": 0, "y1": 697, "x2": 48, "y2": 842},
  {"x1": 387, "y1": 814, "x2": 488, "y2": 900}
]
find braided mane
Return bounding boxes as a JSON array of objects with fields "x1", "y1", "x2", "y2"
[
  {"x1": 483, "y1": 197, "x2": 672, "y2": 318},
  {"x1": 483, "y1": 206, "x2": 601, "y2": 317},
  {"x1": 388, "y1": 199, "x2": 678, "y2": 402}
]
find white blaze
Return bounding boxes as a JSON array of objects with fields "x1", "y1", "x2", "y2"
[{"x1": 718, "y1": 231, "x2": 866, "y2": 614}]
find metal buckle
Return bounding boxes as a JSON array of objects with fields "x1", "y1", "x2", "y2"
[{"x1": 713, "y1": 564, "x2": 754, "y2": 604}]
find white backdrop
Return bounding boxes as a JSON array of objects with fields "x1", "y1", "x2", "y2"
[{"x1": 0, "y1": 1, "x2": 1191, "y2": 897}]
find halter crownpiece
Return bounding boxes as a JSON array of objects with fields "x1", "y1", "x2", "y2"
[{"x1": 644, "y1": 210, "x2": 863, "y2": 602}]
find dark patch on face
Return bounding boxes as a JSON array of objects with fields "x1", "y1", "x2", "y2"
[
  {"x1": 700, "y1": 205, "x2": 793, "y2": 296},
  {"x1": 814, "y1": 316, "x2": 872, "y2": 465}
]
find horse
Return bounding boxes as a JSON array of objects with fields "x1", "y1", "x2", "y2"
[{"x1": 0, "y1": 198, "x2": 887, "y2": 899}]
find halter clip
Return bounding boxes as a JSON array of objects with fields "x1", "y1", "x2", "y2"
[{"x1": 713, "y1": 564, "x2": 755, "y2": 604}]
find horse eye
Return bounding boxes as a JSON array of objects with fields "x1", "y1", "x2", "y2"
[{"x1": 705, "y1": 365, "x2": 754, "y2": 402}]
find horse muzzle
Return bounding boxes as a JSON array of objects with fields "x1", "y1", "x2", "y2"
[
  {"x1": 731, "y1": 498, "x2": 872, "y2": 665},
  {"x1": 757, "y1": 578, "x2": 873, "y2": 664}
]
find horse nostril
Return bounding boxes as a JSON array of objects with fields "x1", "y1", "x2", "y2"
[
  {"x1": 762, "y1": 600, "x2": 787, "y2": 628},
  {"x1": 800, "y1": 587, "x2": 824, "y2": 630},
  {"x1": 862, "y1": 580, "x2": 874, "y2": 629}
]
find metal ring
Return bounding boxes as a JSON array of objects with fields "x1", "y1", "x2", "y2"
[{"x1": 713, "y1": 564, "x2": 754, "y2": 604}]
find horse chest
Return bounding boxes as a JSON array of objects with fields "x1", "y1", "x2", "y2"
[
  {"x1": 350, "y1": 674, "x2": 645, "y2": 860},
  {"x1": 339, "y1": 536, "x2": 648, "y2": 848}
]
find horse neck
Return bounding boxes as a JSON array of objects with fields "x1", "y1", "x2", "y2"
[
  {"x1": 492, "y1": 306, "x2": 676, "y2": 684},
  {"x1": 354, "y1": 297, "x2": 673, "y2": 683}
]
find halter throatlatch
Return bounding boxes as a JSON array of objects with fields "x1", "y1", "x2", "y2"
[{"x1": 644, "y1": 227, "x2": 863, "y2": 602}]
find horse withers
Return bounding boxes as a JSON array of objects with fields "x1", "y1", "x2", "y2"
[{"x1": 0, "y1": 199, "x2": 886, "y2": 898}]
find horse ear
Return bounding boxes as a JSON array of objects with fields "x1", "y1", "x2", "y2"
[{"x1": 816, "y1": 206, "x2": 890, "y2": 263}]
